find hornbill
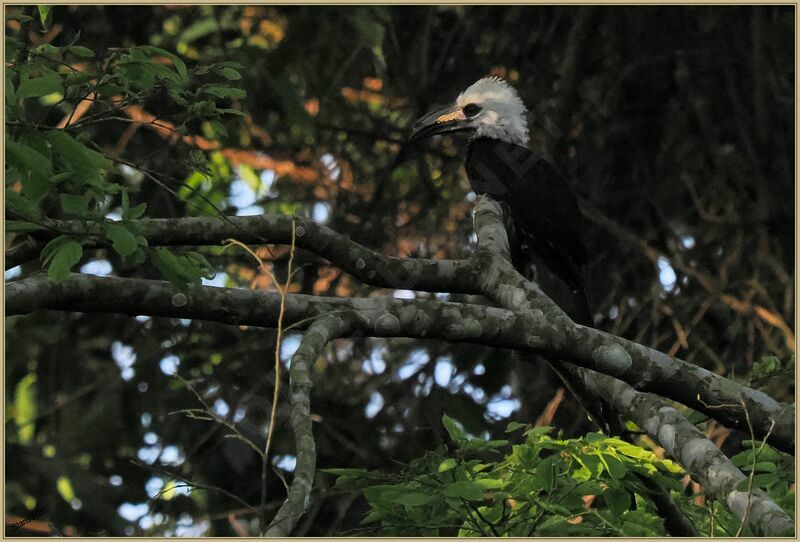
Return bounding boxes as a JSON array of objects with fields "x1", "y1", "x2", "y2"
[{"x1": 409, "y1": 77, "x2": 619, "y2": 435}]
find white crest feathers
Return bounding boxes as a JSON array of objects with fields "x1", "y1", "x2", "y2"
[{"x1": 456, "y1": 77, "x2": 529, "y2": 146}]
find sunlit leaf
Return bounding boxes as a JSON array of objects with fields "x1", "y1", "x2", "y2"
[
  {"x1": 13, "y1": 374, "x2": 37, "y2": 443},
  {"x1": 17, "y1": 71, "x2": 62, "y2": 101},
  {"x1": 56, "y1": 476, "x2": 75, "y2": 502}
]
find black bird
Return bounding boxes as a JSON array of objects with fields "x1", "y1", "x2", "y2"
[{"x1": 410, "y1": 77, "x2": 617, "y2": 434}]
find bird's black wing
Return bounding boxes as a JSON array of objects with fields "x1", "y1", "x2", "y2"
[
  {"x1": 466, "y1": 137, "x2": 623, "y2": 436},
  {"x1": 466, "y1": 137, "x2": 590, "y2": 322}
]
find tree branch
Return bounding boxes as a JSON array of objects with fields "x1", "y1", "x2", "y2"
[
  {"x1": 7, "y1": 215, "x2": 478, "y2": 293},
  {"x1": 6, "y1": 237, "x2": 43, "y2": 270},
  {"x1": 469, "y1": 195, "x2": 792, "y2": 535},
  {"x1": 8, "y1": 270, "x2": 794, "y2": 532},
  {"x1": 265, "y1": 315, "x2": 349, "y2": 536},
  {"x1": 7, "y1": 271, "x2": 793, "y2": 453},
  {"x1": 10, "y1": 212, "x2": 792, "y2": 452},
  {"x1": 583, "y1": 371, "x2": 793, "y2": 536},
  {"x1": 469, "y1": 196, "x2": 794, "y2": 453}
]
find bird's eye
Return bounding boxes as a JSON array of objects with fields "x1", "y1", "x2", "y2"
[{"x1": 463, "y1": 104, "x2": 482, "y2": 117}]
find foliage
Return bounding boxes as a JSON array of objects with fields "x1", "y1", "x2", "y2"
[
  {"x1": 327, "y1": 416, "x2": 680, "y2": 536},
  {"x1": 730, "y1": 440, "x2": 795, "y2": 519},
  {"x1": 6, "y1": 6, "x2": 240, "y2": 286},
  {"x1": 327, "y1": 416, "x2": 794, "y2": 537}
]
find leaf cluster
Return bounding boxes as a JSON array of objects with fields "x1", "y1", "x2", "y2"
[
  {"x1": 6, "y1": 8, "x2": 243, "y2": 287},
  {"x1": 325, "y1": 415, "x2": 692, "y2": 536}
]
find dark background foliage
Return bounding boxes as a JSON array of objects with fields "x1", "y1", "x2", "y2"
[{"x1": 6, "y1": 5, "x2": 794, "y2": 536}]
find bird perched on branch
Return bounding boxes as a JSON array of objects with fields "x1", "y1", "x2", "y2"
[{"x1": 409, "y1": 76, "x2": 619, "y2": 435}]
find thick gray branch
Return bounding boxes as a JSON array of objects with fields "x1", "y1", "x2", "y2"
[
  {"x1": 7, "y1": 272, "x2": 792, "y2": 453},
  {"x1": 584, "y1": 371, "x2": 794, "y2": 536},
  {"x1": 7, "y1": 215, "x2": 477, "y2": 293},
  {"x1": 9, "y1": 213, "x2": 791, "y2": 451},
  {"x1": 265, "y1": 316, "x2": 348, "y2": 536},
  {"x1": 6, "y1": 237, "x2": 42, "y2": 269},
  {"x1": 470, "y1": 196, "x2": 793, "y2": 453},
  {"x1": 471, "y1": 195, "x2": 793, "y2": 536}
]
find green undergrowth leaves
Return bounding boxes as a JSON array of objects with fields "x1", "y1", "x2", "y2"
[
  {"x1": 325, "y1": 415, "x2": 795, "y2": 537},
  {"x1": 324, "y1": 415, "x2": 693, "y2": 536}
]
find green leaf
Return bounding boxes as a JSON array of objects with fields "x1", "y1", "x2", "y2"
[
  {"x1": 442, "y1": 414, "x2": 466, "y2": 444},
  {"x1": 124, "y1": 202, "x2": 147, "y2": 220},
  {"x1": 605, "y1": 455, "x2": 628, "y2": 479},
  {"x1": 6, "y1": 139, "x2": 53, "y2": 199},
  {"x1": 17, "y1": 71, "x2": 63, "y2": 101},
  {"x1": 50, "y1": 172, "x2": 72, "y2": 185},
  {"x1": 621, "y1": 510, "x2": 663, "y2": 536},
  {"x1": 66, "y1": 45, "x2": 95, "y2": 58},
  {"x1": 580, "y1": 453, "x2": 601, "y2": 476},
  {"x1": 387, "y1": 489, "x2": 436, "y2": 506},
  {"x1": 741, "y1": 441, "x2": 783, "y2": 458},
  {"x1": 60, "y1": 193, "x2": 89, "y2": 217},
  {"x1": 13, "y1": 373, "x2": 37, "y2": 444},
  {"x1": 185, "y1": 251, "x2": 216, "y2": 279},
  {"x1": 614, "y1": 442, "x2": 657, "y2": 462},
  {"x1": 535, "y1": 499, "x2": 572, "y2": 516},
  {"x1": 140, "y1": 45, "x2": 187, "y2": 81},
  {"x1": 150, "y1": 247, "x2": 201, "y2": 288},
  {"x1": 6, "y1": 189, "x2": 42, "y2": 220},
  {"x1": 473, "y1": 478, "x2": 506, "y2": 490},
  {"x1": 683, "y1": 408, "x2": 709, "y2": 425},
  {"x1": 106, "y1": 223, "x2": 139, "y2": 257},
  {"x1": 199, "y1": 84, "x2": 247, "y2": 100},
  {"x1": 438, "y1": 458, "x2": 457, "y2": 473},
  {"x1": 45, "y1": 130, "x2": 113, "y2": 187},
  {"x1": 443, "y1": 480, "x2": 485, "y2": 501},
  {"x1": 603, "y1": 485, "x2": 631, "y2": 517},
  {"x1": 37, "y1": 5, "x2": 52, "y2": 31},
  {"x1": 121, "y1": 190, "x2": 147, "y2": 219},
  {"x1": 585, "y1": 431, "x2": 606, "y2": 443},
  {"x1": 203, "y1": 120, "x2": 227, "y2": 139},
  {"x1": 43, "y1": 239, "x2": 83, "y2": 282},
  {"x1": 658, "y1": 458, "x2": 683, "y2": 474},
  {"x1": 56, "y1": 476, "x2": 75, "y2": 502},
  {"x1": 534, "y1": 455, "x2": 556, "y2": 490},
  {"x1": 6, "y1": 13, "x2": 34, "y2": 22},
  {"x1": 179, "y1": 18, "x2": 219, "y2": 44},
  {"x1": 360, "y1": 509, "x2": 383, "y2": 525},
  {"x1": 506, "y1": 421, "x2": 528, "y2": 433},
  {"x1": 524, "y1": 425, "x2": 553, "y2": 440},
  {"x1": 34, "y1": 43, "x2": 61, "y2": 57},
  {"x1": 749, "y1": 472, "x2": 780, "y2": 489},
  {"x1": 576, "y1": 480, "x2": 604, "y2": 496},
  {"x1": 216, "y1": 67, "x2": 242, "y2": 80},
  {"x1": 742, "y1": 461, "x2": 778, "y2": 473}
]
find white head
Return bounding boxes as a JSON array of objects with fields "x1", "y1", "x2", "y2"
[
  {"x1": 456, "y1": 77, "x2": 529, "y2": 146},
  {"x1": 410, "y1": 77, "x2": 529, "y2": 147}
]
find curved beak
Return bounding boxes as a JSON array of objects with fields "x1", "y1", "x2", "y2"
[{"x1": 409, "y1": 105, "x2": 475, "y2": 143}]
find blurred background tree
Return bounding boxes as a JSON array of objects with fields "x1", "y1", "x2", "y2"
[{"x1": 6, "y1": 5, "x2": 794, "y2": 536}]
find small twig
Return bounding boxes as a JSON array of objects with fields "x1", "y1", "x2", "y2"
[
  {"x1": 131, "y1": 458, "x2": 255, "y2": 513},
  {"x1": 734, "y1": 398, "x2": 777, "y2": 537},
  {"x1": 273, "y1": 466, "x2": 290, "y2": 494},
  {"x1": 170, "y1": 374, "x2": 264, "y2": 459},
  {"x1": 224, "y1": 223, "x2": 297, "y2": 535}
]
